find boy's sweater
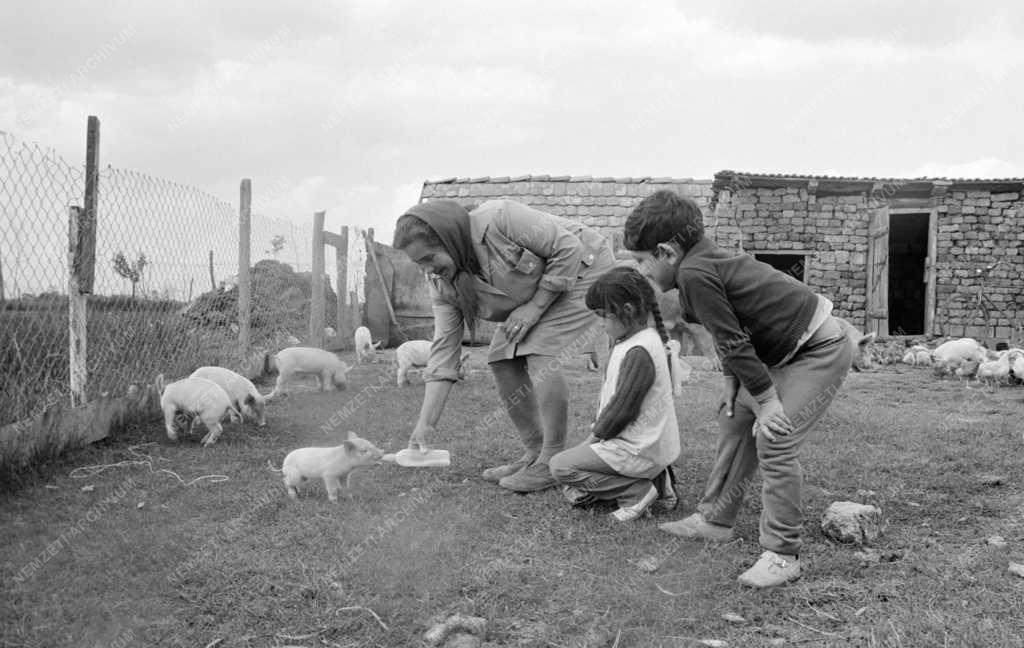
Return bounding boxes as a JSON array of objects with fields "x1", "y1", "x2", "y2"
[{"x1": 675, "y1": 238, "x2": 819, "y2": 398}]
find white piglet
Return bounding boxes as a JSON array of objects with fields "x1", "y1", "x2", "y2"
[
  {"x1": 835, "y1": 317, "x2": 878, "y2": 372},
  {"x1": 976, "y1": 354, "x2": 1012, "y2": 389},
  {"x1": 354, "y1": 326, "x2": 381, "y2": 363},
  {"x1": 159, "y1": 376, "x2": 240, "y2": 447},
  {"x1": 932, "y1": 337, "x2": 991, "y2": 375},
  {"x1": 189, "y1": 366, "x2": 267, "y2": 426},
  {"x1": 395, "y1": 340, "x2": 470, "y2": 385},
  {"x1": 1005, "y1": 349, "x2": 1024, "y2": 381},
  {"x1": 264, "y1": 347, "x2": 350, "y2": 398},
  {"x1": 901, "y1": 344, "x2": 932, "y2": 366},
  {"x1": 396, "y1": 340, "x2": 431, "y2": 385},
  {"x1": 270, "y1": 431, "x2": 385, "y2": 502}
]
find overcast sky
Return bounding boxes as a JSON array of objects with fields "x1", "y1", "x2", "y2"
[{"x1": 3, "y1": 0, "x2": 1023, "y2": 246}]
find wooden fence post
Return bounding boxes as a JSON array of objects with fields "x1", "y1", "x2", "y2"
[
  {"x1": 78, "y1": 116, "x2": 100, "y2": 294},
  {"x1": 238, "y1": 179, "x2": 252, "y2": 356},
  {"x1": 350, "y1": 290, "x2": 360, "y2": 333},
  {"x1": 336, "y1": 226, "x2": 350, "y2": 345},
  {"x1": 310, "y1": 211, "x2": 326, "y2": 349},
  {"x1": 68, "y1": 206, "x2": 91, "y2": 407}
]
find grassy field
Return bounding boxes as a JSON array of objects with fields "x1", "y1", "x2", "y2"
[{"x1": 2, "y1": 353, "x2": 1023, "y2": 647}]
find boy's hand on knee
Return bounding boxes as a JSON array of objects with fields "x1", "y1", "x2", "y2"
[{"x1": 754, "y1": 398, "x2": 793, "y2": 442}]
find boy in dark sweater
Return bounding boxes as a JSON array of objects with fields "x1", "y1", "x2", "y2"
[{"x1": 624, "y1": 190, "x2": 852, "y2": 588}]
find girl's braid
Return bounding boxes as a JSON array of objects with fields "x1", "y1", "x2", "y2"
[
  {"x1": 637, "y1": 277, "x2": 670, "y2": 344},
  {"x1": 650, "y1": 300, "x2": 670, "y2": 345}
]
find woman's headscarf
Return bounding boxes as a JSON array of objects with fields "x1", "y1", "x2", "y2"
[{"x1": 403, "y1": 200, "x2": 481, "y2": 333}]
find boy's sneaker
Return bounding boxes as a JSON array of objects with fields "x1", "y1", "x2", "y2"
[
  {"x1": 561, "y1": 485, "x2": 596, "y2": 507},
  {"x1": 651, "y1": 467, "x2": 678, "y2": 513},
  {"x1": 658, "y1": 512, "x2": 734, "y2": 542},
  {"x1": 610, "y1": 485, "x2": 658, "y2": 522},
  {"x1": 737, "y1": 550, "x2": 801, "y2": 588}
]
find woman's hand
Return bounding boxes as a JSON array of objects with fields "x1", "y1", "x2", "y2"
[
  {"x1": 408, "y1": 422, "x2": 434, "y2": 453},
  {"x1": 753, "y1": 398, "x2": 793, "y2": 442},
  {"x1": 503, "y1": 302, "x2": 545, "y2": 345}
]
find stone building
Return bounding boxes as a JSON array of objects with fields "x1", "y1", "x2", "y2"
[
  {"x1": 419, "y1": 172, "x2": 1024, "y2": 343},
  {"x1": 710, "y1": 171, "x2": 1024, "y2": 342}
]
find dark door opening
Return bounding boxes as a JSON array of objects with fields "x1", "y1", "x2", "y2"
[
  {"x1": 888, "y1": 214, "x2": 928, "y2": 335},
  {"x1": 754, "y1": 253, "x2": 806, "y2": 282}
]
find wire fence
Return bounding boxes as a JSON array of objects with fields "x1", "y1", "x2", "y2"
[
  {"x1": 1, "y1": 133, "x2": 84, "y2": 425},
  {"x1": 0, "y1": 129, "x2": 328, "y2": 428}
]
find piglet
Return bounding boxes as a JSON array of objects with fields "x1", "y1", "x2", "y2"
[
  {"x1": 189, "y1": 366, "x2": 267, "y2": 426},
  {"x1": 977, "y1": 355, "x2": 1011, "y2": 389},
  {"x1": 354, "y1": 326, "x2": 381, "y2": 363},
  {"x1": 932, "y1": 337, "x2": 990, "y2": 365},
  {"x1": 901, "y1": 344, "x2": 932, "y2": 366},
  {"x1": 270, "y1": 431, "x2": 385, "y2": 502},
  {"x1": 1006, "y1": 349, "x2": 1024, "y2": 382},
  {"x1": 835, "y1": 317, "x2": 878, "y2": 372},
  {"x1": 395, "y1": 339, "x2": 470, "y2": 385},
  {"x1": 263, "y1": 347, "x2": 350, "y2": 398},
  {"x1": 159, "y1": 376, "x2": 241, "y2": 447}
]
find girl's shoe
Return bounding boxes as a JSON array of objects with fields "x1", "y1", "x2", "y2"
[
  {"x1": 651, "y1": 467, "x2": 678, "y2": 512},
  {"x1": 561, "y1": 485, "x2": 596, "y2": 507},
  {"x1": 610, "y1": 485, "x2": 658, "y2": 522}
]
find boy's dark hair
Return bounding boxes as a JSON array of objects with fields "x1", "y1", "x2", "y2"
[
  {"x1": 623, "y1": 190, "x2": 705, "y2": 252},
  {"x1": 585, "y1": 266, "x2": 670, "y2": 344}
]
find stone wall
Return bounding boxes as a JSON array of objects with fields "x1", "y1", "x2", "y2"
[
  {"x1": 937, "y1": 189, "x2": 1024, "y2": 340},
  {"x1": 420, "y1": 175, "x2": 714, "y2": 252},
  {"x1": 717, "y1": 175, "x2": 1024, "y2": 341},
  {"x1": 716, "y1": 186, "x2": 871, "y2": 326},
  {"x1": 420, "y1": 174, "x2": 1024, "y2": 343}
]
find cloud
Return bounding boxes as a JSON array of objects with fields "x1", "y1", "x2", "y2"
[
  {"x1": 3, "y1": 0, "x2": 1024, "y2": 284},
  {"x1": 906, "y1": 157, "x2": 1024, "y2": 180},
  {"x1": 678, "y1": 0, "x2": 1024, "y2": 47}
]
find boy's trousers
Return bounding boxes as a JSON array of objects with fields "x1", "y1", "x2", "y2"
[{"x1": 697, "y1": 315, "x2": 851, "y2": 556}]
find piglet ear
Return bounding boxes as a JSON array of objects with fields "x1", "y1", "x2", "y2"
[
  {"x1": 342, "y1": 439, "x2": 356, "y2": 453},
  {"x1": 859, "y1": 332, "x2": 877, "y2": 347},
  {"x1": 346, "y1": 430, "x2": 358, "y2": 440}
]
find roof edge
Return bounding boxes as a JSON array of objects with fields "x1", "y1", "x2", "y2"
[{"x1": 423, "y1": 175, "x2": 713, "y2": 185}]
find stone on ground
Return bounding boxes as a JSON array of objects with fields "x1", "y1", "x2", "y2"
[{"x1": 820, "y1": 501, "x2": 883, "y2": 545}]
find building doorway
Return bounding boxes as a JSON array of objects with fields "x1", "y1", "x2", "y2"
[{"x1": 887, "y1": 213, "x2": 929, "y2": 335}]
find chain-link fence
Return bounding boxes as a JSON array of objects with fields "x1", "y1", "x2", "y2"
[{"x1": 0, "y1": 128, "x2": 323, "y2": 428}]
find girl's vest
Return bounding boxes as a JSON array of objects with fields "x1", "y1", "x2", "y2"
[{"x1": 592, "y1": 328, "x2": 681, "y2": 477}]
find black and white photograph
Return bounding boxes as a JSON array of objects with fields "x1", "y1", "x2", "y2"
[{"x1": 2, "y1": 2, "x2": 1023, "y2": 646}]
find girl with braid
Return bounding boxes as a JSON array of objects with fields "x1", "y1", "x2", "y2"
[{"x1": 549, "y1": 266, "x2": 682, "y2": 522}]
